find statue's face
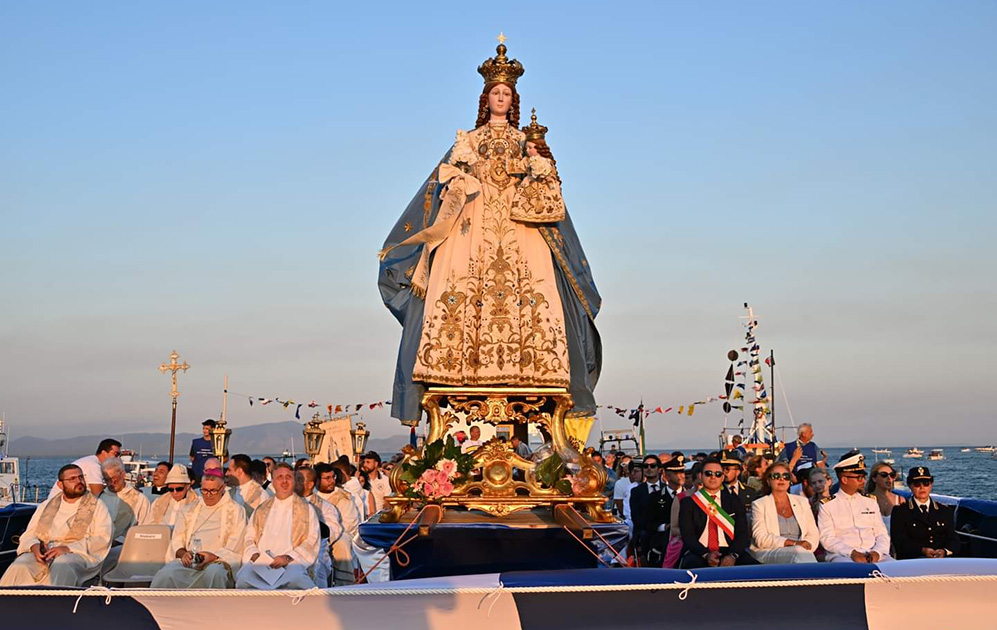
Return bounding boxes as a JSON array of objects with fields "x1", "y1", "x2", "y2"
[
  {"x1": 487, "y1": 83, "x2": 513, "y2": 118},
  {"x1": 525, "y1": 141, "x2": 538, "y2": 157}
]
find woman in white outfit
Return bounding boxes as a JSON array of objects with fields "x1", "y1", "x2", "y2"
[{"x1": 751, "y1": 462, "x2": 819, "y2": 564}]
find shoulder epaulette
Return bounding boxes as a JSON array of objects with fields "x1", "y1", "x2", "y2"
[{"x1": 820, "y1": 495, "x2": 835, "y2": 504}]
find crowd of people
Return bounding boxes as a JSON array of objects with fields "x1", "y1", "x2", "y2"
[
  {"x1": 608, "y1": 423, "x2": 961, "y2": 567},
  {"x1": 0, "y1": 425, "x2": 395, "y2": 590},
  {"x1": 0, "y1": 420, "x2": 963, "y2": 589}
]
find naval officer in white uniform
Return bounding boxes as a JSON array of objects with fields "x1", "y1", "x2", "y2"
[{"x1": 818, "y1": 450, "x2": 893, "y2": 563}]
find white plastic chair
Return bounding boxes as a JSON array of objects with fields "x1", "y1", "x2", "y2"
[{"x1": 102, "y1": 524, "x2": 171, "y2": 587}]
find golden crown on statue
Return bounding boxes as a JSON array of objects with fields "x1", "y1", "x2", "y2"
[
  {"x1": 478, "y1": 39, "x2": 525, "y2": 86},
  {"x1": 522, "y1": 108, "x2": 548, "y2": 142}
]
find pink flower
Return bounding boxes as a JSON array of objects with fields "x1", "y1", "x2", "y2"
[
  {"x1": 437, "y1": 480, "x2": 454, "y2": 497},
  {"x1": 435, "y1": 458, "x2": 457, "y2": 479}
]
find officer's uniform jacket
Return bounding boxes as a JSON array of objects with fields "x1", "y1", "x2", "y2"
[
  {"x1": 890, "y1": 496, "x2": 959, "y2": 559},
  {"x1": 817, "y1": 490, "x2": 891, "y2": 560}
]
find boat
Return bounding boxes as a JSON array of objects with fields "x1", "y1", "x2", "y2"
[
  {"x1": 976, "y1": 446, "x2": 995, "y2": 452},
  {"x1": 904, "y1": 447, "x2": 924, "y2": 459},
  {"x1": 928, "y1": 449, "x2": 945, "y2": 461},
  {"x1": 872, "y1": 448, "x2": 891, "y2": 455},
  {"x1": 0, "y1": 417, "x2": 23, "y2": 506},
  {"x1": 962, "y1": 448, "x2": 972, "y2": 452},
  {"x1": 598, "y1": 429, "x2": 640, "y2": 457},
  {"x1": 119, "y1": 448, "x2": 157, "y2": 485},
  {"x1": 717, "y1": 304, "x2": 785, "y2": 457}
]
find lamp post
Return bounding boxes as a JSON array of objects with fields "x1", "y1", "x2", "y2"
[
  {"x1": 210, "y1": 419, "x2": 232, "y2": 464},
  {"x1": 350, "y1": 422, "x2": 369, "y2": 464},
  {"x1": 303, "y1": 413, "x2": 326, "y2": 463}
]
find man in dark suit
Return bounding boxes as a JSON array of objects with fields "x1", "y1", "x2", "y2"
[
  {"x1": 720, "y1": 449, "x2": 759, "y2": 517},
  {"x1": 629, "y1": 455, "x2": 672, "y2": 566},
  {"x1": 679, "y1": 457, "x2": 758, "y2": 568},
  {"x1": 890, "y1": 466, "x2": 960, "y2": 559}
]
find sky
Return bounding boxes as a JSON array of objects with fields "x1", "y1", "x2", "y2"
[{"x1": 2, "y1": 1, "x2": 995, "y2": 449}]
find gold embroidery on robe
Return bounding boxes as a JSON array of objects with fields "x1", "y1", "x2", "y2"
[
  {"x1": 414, "y1": 125, "x2": 570, "y2": 387},
  {"x1": 36, "y1": 493, "x2": 98, "y2": 543}
]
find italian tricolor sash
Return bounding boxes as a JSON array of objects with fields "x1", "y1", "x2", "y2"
[{"x1": 692, "y1": 489, "x2": 735, "y2": 539}]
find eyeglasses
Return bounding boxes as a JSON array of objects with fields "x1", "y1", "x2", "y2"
[
  {"x1": 168, "y1": 486, "x2": 187, "y2": 493},
  {"x1": 644, "y1": 464, "x2": 659, "y2": 469},
  {"x1": 768, "y1": 472, "x2": 792, "y2": 481},
  {"x1": 702, "y1": 470, "x2": 724, "y2": 478},
  {"x1": 877, "y1": 471, "x2": 898, "y2": 479},
  {"x1": 842, "y1": 473, "x2": 867, "y2": 479},
  {"x1": 201, "y1": 488, "x2": 224, "y2": 496},
  {"x1": 910, "y1": 480, "x2": 932, "y2": 488},
  {"x1": 59, "y1": 474, "x2": 85, "y2": 483}
]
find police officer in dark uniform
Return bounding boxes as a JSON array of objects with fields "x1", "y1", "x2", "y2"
[
  {"x1": 890, "y1": 466, "x2": 960, "y2": 559},
  {"x1": 720, "y1": 449, "x2": 759, "y2": 517},
  {"x1": 629, "y1": 455, "x2": 674, "y2": 565}
]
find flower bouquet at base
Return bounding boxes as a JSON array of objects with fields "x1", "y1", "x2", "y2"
[{"x1": 398, "y1": 435, "x2": 477, "y2": 502}]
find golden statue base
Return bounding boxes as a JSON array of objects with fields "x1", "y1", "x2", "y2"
[{"x1": 382, "y1": 386, "x2": 613, "y2": 524}]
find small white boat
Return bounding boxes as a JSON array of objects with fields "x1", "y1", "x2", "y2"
[
  {"x1": 962, "y1": 448, "x2": 972, "y2": 452},
  {"x1": 872, "y1": 448, "x2": 891, "y2": 455},
  {"x1": 904, "y1": 447, "x2": 924, "y2": 459},
  {"x1": 975, "y1": 446, "x2": 995, "y2": 452},
  {"x1": 928, "y1": 449, "x2": 944, "y2": 461}
]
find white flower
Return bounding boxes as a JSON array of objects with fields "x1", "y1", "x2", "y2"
[
  {"x1": 449, "y1": 129, "x2": 477, "y2": 167},
  {"x1": 528, "y1": 154, "x2": 552, "y2": 178}
]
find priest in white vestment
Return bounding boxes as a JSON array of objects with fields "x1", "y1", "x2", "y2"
[
  {"x1": 150, "y1": 471, "x2": 248, "y2": 589},
  {"x1": 316, "y1": 463, "x2": 360, "y2": 585},
  {"x1": 1, "y1": 464, "x2": 113, "y2": 586},
  {"x1": 149, "y1": 464, "x2": 199, "y2": 529},
  {"x1": 99, "y1": 457, "x2": 151, "y2": 575},
  {"x1": 295, "y1": 467, "x2": 345, "y2": 587},
  {"x1": 236, "y1": 463, "x2": 320, "y2": 590},
  {"x1": 226, "y1": 454, "x2": 272, "y2": 517}
]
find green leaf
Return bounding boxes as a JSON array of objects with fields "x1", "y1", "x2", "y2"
[
  {"x1": 535, "y1": 452, "x2": 565, "y2": 488},
  {"x1": 554, "y1": 478, "x2": 573, "y2": 495}
]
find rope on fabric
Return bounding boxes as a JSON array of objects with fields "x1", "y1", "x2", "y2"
[
  {"x1": 72, "y1": 585, "x2": 113, "y2": 613},
  {"x1": 5, "y1": 572, "x2": 997, "y2": 599},
  {"x1": 560, "y1": 525, "x2": 614, "y2": 568},
  {"x1": 476, "y1": 582, "x2": 507, "y2": 617},
  {"x1": 676, "y1": 570, "x2": 698, "y2": 601},
  {"x1": 353, "y1": 505, "x2": 430, "y2": 584}
]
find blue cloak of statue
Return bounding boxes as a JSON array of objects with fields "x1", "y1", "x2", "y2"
[{"x1": 378, "y1": 153, "x2": 602, "y2": 424}]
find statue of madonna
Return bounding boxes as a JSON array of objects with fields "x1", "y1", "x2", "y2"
[{"x1": 379, "y1": 42, "x2": 602, "y2": 424}]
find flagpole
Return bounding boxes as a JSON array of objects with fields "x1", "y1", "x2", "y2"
[{"x1": 769, "y1": 350, "x2": 776, "y2": 456}]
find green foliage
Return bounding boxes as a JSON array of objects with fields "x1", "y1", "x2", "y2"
[{"x1": 534, "y1": 451, "x2": 568, "y2": 493}]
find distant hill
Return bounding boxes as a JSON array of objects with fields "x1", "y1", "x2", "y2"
[{"x1": 9, "y1": 421, "x2": 413, "y2": 459}]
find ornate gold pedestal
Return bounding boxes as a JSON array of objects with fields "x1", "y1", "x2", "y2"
[{"x1": 383, "y1": 387, "x2": 612, "y2": 523}]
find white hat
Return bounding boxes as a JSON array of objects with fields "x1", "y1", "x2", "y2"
[{"x1": 165, "y1": 464, "x2": 191, "y2": 485}]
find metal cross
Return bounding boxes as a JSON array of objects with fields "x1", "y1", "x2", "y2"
[
  {"x1": 496, "y1": 32, "x2": 507, "y2": 46},
  {"x1": 159, "y1": 350, "x2": 189, "y2": 399}
]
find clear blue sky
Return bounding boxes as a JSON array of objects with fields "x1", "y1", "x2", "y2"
[{"x1": 2, "y1": 1, "x2": 995, "y2": 448}]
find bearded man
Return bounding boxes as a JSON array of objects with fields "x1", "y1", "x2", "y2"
[
  {"x1": 295, "y1": 466, "x2": 345, "y2": 587},
  {"x1": 314, "y1": 462, "x2": 360, "y2": 585},
  {"x1": 1, "y1": 464, "x2": 113, "y2": 586}
]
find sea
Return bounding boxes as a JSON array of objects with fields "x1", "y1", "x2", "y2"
[{"x1": 12, "y1": 445, "x2": 997, "y2": 503}]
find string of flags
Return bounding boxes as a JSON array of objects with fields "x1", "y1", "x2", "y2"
[
  {"x1": 597, "y1": 394, "x2": 731, "y2": 421},
  {"x1": 227, "y1": 390, "x2": 391, "y2": 420}
]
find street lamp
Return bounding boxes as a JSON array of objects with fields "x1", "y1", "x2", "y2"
[
  {"x1": 210, "y1": 419, "x2": 232, "y2": 463},
  {"x1": 350, "y1": 422, "x2": 369, "y2": 462},
  {"x1": 303, "y1": 413, "x2": 326, "y2": 462}
]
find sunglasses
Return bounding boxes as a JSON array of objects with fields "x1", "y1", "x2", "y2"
[
  {"x1": 910, "y1": 480, "x2": 932, "y2": 488},
  {"x1": 168, "y1": 486, "x2": 187, "y2": 493},
  {"x1": 877, "y1": 471, "x2": 898, "y2": 479},
  {"x1": 702, "y1": 470, "x2": 724, "y2": 478},
  {"x1": 768, "y1": 472, "x2": 792, "y2": 481},
  {"x1": 644, "y1": 464, "x2": 659, "y2": 469}
]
